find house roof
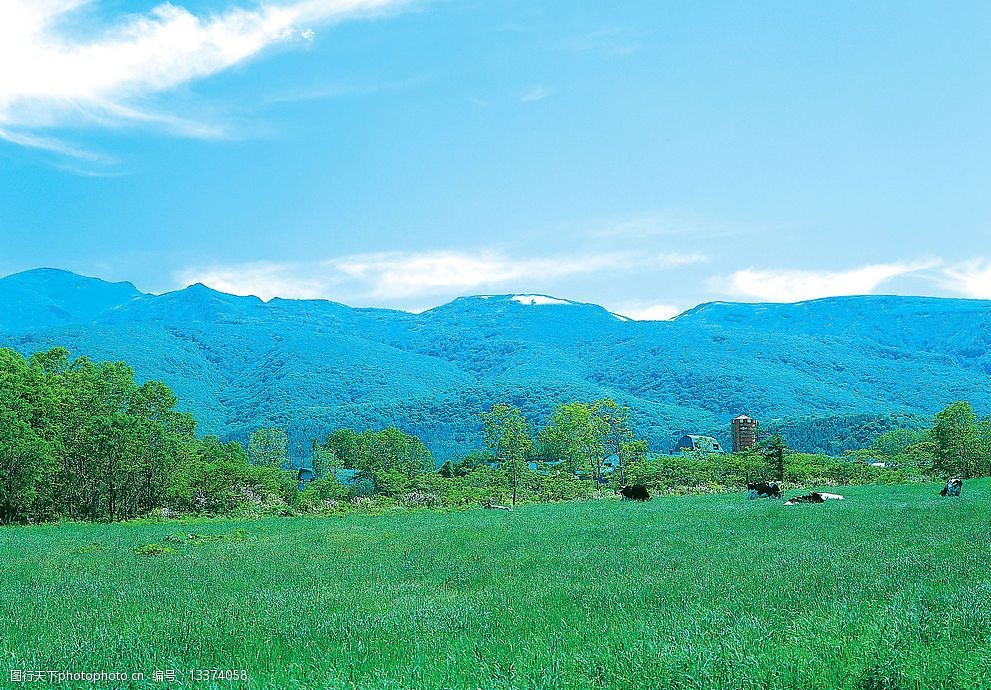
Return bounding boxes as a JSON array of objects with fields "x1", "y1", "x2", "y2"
[{"x1": 674, "y1": 434, "x2": 724, "y2": 453}]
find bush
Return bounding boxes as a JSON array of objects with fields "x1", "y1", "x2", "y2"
[{"x1": 134, "y1": 543, "x2": 175, "y2": 556}]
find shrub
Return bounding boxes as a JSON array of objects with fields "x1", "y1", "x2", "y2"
[{"x1": 134, "y1": 543, "x2": 175, "y2": 556}]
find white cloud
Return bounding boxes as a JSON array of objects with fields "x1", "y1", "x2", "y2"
[
  {"x1": 610, "y1": 302, "x2": 683, "y2": 321},
  {"x1": 940, "y1": 259, "x2": 991, "y2": 299},
  {"x1": 520, "y1": 86, "x2": 548, "y2": 103},
  {"x1": 714, "y1": 261, "x2": 939, "y2": 302},
  {"x1": 0, "y1": 0, "x2": 406, "y2": 154},
  {"x1": 330, "y1": 249, "x2": 704, "y2": 298},
  {"x1": 173, "y1": 261, "x2": 332, "y2": 301},
  {"x1": 174, "y1": 248, "x2": 705, "y2": 305}
]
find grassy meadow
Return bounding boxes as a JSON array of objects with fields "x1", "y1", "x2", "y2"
[{"x1": 3, "y1": 481, "x2": 991, "y2": 690}]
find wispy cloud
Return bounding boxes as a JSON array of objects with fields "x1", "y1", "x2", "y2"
[
  {"x1": 172, "y1": 261, "x2": 334, "y2": 301},
  {"x1": 174, "y1": 248, "x2": 706, "y2": 305},
  {"x1": 262, "y1": 76, "x2": 421, "y2": 105},
  {"x1": 331, "y1": 249, "x2": 704, "y2": 299},
  {"x1": 566, "y1": 28, "x2": 641, "y2": 57},
  {"x1": 520, "y1": 86, "x2": 548, "y2": 103},
  {"x1": 713, "y1": 261, "x2": 940, "y2": 302},
  {"x1": 0, "y1": 0, "x2": 407, "y2": 157},
  {"x1": 582, "y1": 210, "x2": 777, "y2": 242},
  {"x1": 940, "y1": 259, "x2": 991, "y2": 299}
]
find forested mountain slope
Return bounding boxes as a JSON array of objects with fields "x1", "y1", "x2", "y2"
[{"x1": 2, "y1": 269, "x2": 988, "y2": 459}]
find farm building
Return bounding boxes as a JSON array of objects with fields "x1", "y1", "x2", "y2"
[
  {"x1": 673, "y1": 435, "x2": 724, "y2": 455},
  {"x1": 732, "y1": 415, "x2": 759, "y2": 452},
  {"x1": 297, "y1": 466, "x2": 317, "y2": 483}
]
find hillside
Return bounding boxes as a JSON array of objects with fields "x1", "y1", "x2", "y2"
[{"x1": 2, "y1": 268, "x2": 989, "y2": 459}]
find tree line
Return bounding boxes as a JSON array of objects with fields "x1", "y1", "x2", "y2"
[{"x1": 1, "y1": 347, "x2": 989, "y2": 524}]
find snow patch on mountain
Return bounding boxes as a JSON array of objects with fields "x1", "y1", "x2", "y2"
[{"x1": 510, "y1": 295, "x2": 574, "y2": 306}]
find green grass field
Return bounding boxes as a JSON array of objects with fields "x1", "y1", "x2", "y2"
[{"x1": 3, "y1": 482, "x2": 990, "y2": 690}]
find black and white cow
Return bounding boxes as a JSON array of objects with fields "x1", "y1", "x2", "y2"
[
  {"x1": 746, "y1": 481, "x2": 781, "y2": 500},
  {"x1": 618, "y1": 484, "x2": 651, "y2": 501},
  {"x1": 784, "y1": 492, "x2": 825, "y2": 505},
  {"x1": 940, "y1": 478, "x2": 963, "y2": 497},
  {"x1": 784, "y1": 491, "x2": 844, "y2": 506}
]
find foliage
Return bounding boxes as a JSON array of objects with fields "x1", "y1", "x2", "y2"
[
  {"x1": 627, "y1": 448, "x2": 908, "y2": 495},
  {"x1": 312, "y1": 427, "x2": 433, "y2": 495},
  {"x1": 1, "y1": 342, "x2": 987, "y2": 525},
  {"x1": 133, "y1": 543, "x2": 175, "y2": 556},
  {"x1": 0, "y1": 347, "x2": 301, "y2": 523},
  {"x1": 932, "y1": 401, "x2": 981, "y2": 478},
  {"x1": 760, "y1": 433, "x2": 788, "y2": 481},
  {"x1": 480, "y1": 403, "x2": 533, "y2": 507},
  {"x1": 595, "y1": 398, "x2": 637, "y2": 484},
  {"x1": 247, "y1": 427, "x2": 289, "y2": 468},
  {"x1": 539, "y1": 402, "x2": 608, "y2": 485}
]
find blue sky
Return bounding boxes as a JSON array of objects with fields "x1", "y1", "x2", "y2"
[{"x1": 1, "y1": 0, "x2": 989, "y2": 317}]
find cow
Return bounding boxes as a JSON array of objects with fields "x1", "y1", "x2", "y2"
[
  {"x1": 784, "y1": 492, "x2": 826, "y2": 505},
  {"x1": 746, "y1": 481, "x2": 781, "y2": 500},
  {"x1": 940, "y1": 478, "x2": 962, "y2": 497},
  {"x1": 617, "y1": 484, "x2": 651, "y2": 501},
  {"x1": 784, "y1": 491, "x2": 845, "y2": 505}
]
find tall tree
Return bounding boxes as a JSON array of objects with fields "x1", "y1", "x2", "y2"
[
  {"x1": 309, "y1": 440, "x2": 334, "y2": 480},
  {"x1": 932, "y1": 401, "x2": 979, "y2": 478},
  {"x1": 0, "y1": 413, "x2": 54, "y2": 524},
  {"x1": 322, "y1": 429, "x2": 360, "y2": 469},
  {"x1": 481, "y1": 404, "x2": 533, "y2": 508},
  {"x1": 760, "y1": 433, "x2": 787, "y2": 481},
  {"x1": 592, "y1": 398, "x2": 649, "y2": 485},
  {"x1": 328, "y1": 428, "x2": 435, "y2": 494},
  {"x1": 619, "y1": 439, "x2": 649, "y2": 481},
  {"x1": 979, "y1": 417, "x2": 991, "y2": 478},
  {"x1": 248, "y1": 427, "x2": 290, "y2": 469},
  {"x1": 539, "y1": 402, "x2": 608, "y2": 491}
]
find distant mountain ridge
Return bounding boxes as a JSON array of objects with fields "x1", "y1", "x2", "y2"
[{"x1": 2, "y1": 268, "x2": 989, "y2": 459}]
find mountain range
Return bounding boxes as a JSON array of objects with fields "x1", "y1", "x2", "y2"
[{"x1": 2, "y1": 268, "x2": 989, "y2": 460}]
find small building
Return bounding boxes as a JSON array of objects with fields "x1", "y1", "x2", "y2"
[
  {"x1": 732, "y1": 415, "x2": 759, "y2": 452},
  {"x1": 296, "y1": 465, "x2": 317, "y2": 491},
  {"x1": 673, "y1": 435, "x2": 724, "y2": 455},
  {"x1": 297, "y1": 466, "x2": 317, "y2": 483}
]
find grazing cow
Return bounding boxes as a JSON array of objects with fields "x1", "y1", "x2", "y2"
[
  {"x1": 746, "y1": 481, "x2": 782, "y2": 500},
  {"x1": 617, "y1": 484, "x2": 651, "y2": 501},
  {"x1": 784, "y1": 492, "x2": 826, "y2": 506},
  {"x1": 940, "y1": 478, "x2": 962, "y2": 497}
]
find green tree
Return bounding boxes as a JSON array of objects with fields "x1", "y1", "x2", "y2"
[
  {"x1": 309, "y1": 440, "x2": 334, "y2": 480},
  {"x1": 539, "y1": 402, "x2": 608, "y2": 491},
  {"x1": 321, "y1": 429, "x2": 360, "y2": 468},
  {"x1": 760, "y1": 433, "x2": 787, "y2": 482},
  {"x1": 932, "y1": 402, "x2": 979, "y2": 478},
  {"x1": 481, "y1": 404, "x2": 533, "y2": 508},
  {"x1": 869, "y1": 428, "x2": 930, "y2": 458},
  {"x1": 248, "y1": 427, "x2": 290, "y2": 469},
  {"x1": 619, "y1": 439, "x2": 649, "y2": 482},
  {"x1": 979, "y1": 417, "x2": 991, "y2": 477},
  {"x1": 350, "y1": 428, "x2": 434, "y2": 493},
  {"x1": 0, "y1": 413, "x2": 54, "y2": 524},
  {"x1": 593, "y1": 398, "x2": 639, "y2": 485}
]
